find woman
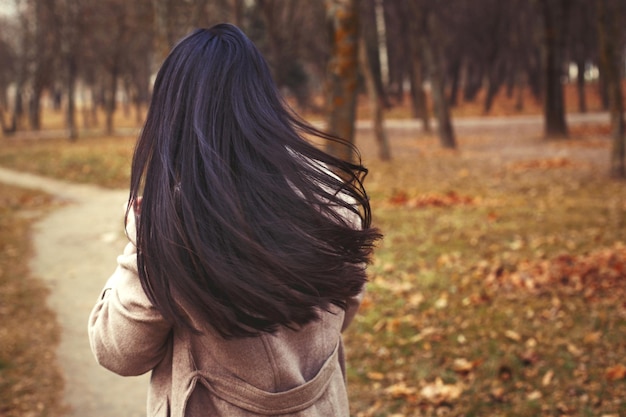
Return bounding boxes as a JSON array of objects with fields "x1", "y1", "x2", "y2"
[{"x1": 89, "y1": 23, "x2": 380, "y2": 416}]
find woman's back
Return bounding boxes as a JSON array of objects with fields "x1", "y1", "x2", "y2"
[{"x1": 89, "y1": 23, "x2": 380, "y2": 416}]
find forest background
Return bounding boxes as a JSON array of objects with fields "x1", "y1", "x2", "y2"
[{"x1": 1, "y1": 0, "x2": 626, "y2": 416}]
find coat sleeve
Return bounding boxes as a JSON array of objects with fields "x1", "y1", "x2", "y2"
[
  {"x1": 341, "y1": 289, "x2": 364, "y2": 332},
  {"x1": 88, "y1": 210, "x2": 172, "y2": 377}
]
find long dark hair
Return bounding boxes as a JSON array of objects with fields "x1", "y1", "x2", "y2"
[{"x1": 128, "y1": 23, "x2": 380, "y2": 338}]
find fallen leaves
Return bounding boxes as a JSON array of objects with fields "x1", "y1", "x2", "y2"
[
  {"x1": 605, "y1": 364, "x2": 626, "y2": 381},
  {"x1": 0, "y1": 185, "x2": 65, "y2": 417},
  {"x1": 485, "y1": 242, "x2": 626, "y2": 302},
  {"x1": 507, "y1": 157, "x2": 588, "y2": 171},
  {"x1": 451, "y1": 357, "x2": 481, "y2": 374},
  {"x1": 541, "y1": 369, "x2": 554, "y2": 386},
  {"x1": 504, "y1": 330, "x2": 522, "y2": 342},
  {"x1": 347, "y1": 127, "x2": 626, "y2": 417},
  {"x1": 383, "y1": 378, "x2": 465, "y2": 406},
  {"x1": 419, "y1": 378, "x2": 464, "y2": 405},
  {"x1": 566, "y1": 124, "x2": 612, "y2": 138},
  {"x1": 388, "y1": 190, "x2": 475, "y2": 208}
]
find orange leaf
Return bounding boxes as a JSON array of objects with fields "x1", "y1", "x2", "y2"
[{"x1": 605, "y1": 364, "x2": 626, "y2": 381}]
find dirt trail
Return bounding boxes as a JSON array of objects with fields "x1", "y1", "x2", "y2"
[{"x1": 0, "y1": 167, "x2": 148, "y2": 417}]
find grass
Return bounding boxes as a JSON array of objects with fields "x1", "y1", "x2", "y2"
[
  {"x1": 0, "y1": 97, "x2": 624, "y2": 416},
  {"x1": 0, "y1": 135, "x2": 135, "y2": 189},
  {"x1": 345, "y1": 128, "x2": 626, "y2": 416},
  {"x1": 0, "y1": 185, "x2": 65, "y2": 417}
]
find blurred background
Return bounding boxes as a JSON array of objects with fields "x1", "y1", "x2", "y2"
[{"x1": 0, "y1": 0, "x2": 624, "y2": 149}]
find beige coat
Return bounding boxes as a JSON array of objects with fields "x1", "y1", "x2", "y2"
[{"x1": 88, "y1": 218, "x2": 363, "y2": 416}]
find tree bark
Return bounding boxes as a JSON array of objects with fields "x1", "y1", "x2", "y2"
[
  {"x1": 28, "y1": 89, "x2": 42, "y2": 130},
  {"x1": 409, "y1": 51, "x2": 431, "y2": 132},
  {"x1": 324, "y1": 0, "x2": 360, "y2": 163},
  {"x1": 463, "y1": 62, "x2": 483, "y2": 102},
  {"x1": 153, "y1": 0, "x2": 172, "y2": 63},
  {"x1": 404, "y1": 0, "x2": 430, "y2": 133},
  {"x1": 515, "y1": 70, "x2": 525, "y2": 111},
  {"x1": 416, "y1": 7, "x2": 456, "y2": 149},
  {"x1": 90, "y1": 86, "x2": 99, "y2": 128},
  {"x1": 29, "y1": 0, "x2": 58, "y2": 131},
  {"x1": 67, "y1": 54, "x2": 78, "y2": 140},
  {"x1": 597, "y1": 0, "x2": 625, "y2": 178},
  {"x1": 576, "y1": 59, "x2": 587, "y2": 113},
  {"x1": 232, "y1": 0, "x2": 244, "y2": 27},
  {"x1": 60, "y1": 0, "x2": 82, "y2": 141},
  {"x1": 539, "y1": 0, "x2": 569, "y2": 138},
  {"x1": 447, "y1": 57, "x2": 462, "y2": 107},
  {"x1": 423, "y1": 34, "x2": 456, "y2": 149},
  {"x1": 105, "y1": 66, "x2": 118, "y2": 135},
  {"x1": 484, "y1": 59, "x2": 505, "y2": 114},
  {"x1": 359, "y1": 33, "x2": 390, "y2": 160}
]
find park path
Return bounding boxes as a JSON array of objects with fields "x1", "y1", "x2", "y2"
[{"x1": 0, "y1": 167, "x2": 148, "y2": 417}]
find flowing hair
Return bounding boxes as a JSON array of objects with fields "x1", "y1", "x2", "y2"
[{"x1": 127, "y1": 23, "x2": 380, "y2": 338}]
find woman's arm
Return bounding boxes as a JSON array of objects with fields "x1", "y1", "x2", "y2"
[{"x1": 88, "y1": 203, "x2": 172, "y2": 377}]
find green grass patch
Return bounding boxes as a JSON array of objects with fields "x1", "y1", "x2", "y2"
[{"x1": 0, "y1": 136, "x2": 135, "y2": 189}]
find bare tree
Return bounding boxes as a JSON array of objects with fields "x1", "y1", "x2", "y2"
[
  {"x1": 537, "y1": 0, "x2": 570, "y2": 138},
  {"x1": 255, "y1": 0, "x2": 323, "y2": 111},
  {"x1": 408, "y1": 1, "x2": 456, "y2": 149},
  {"x1": 400, "y1": 0, "x2": 430, "y2": 132},
  {"x1": 57, "y1": 0, "x2": 88, "y2": 140},
  {"x1": 597, "y1": 0, "x2": 625, "y2": 178},
  {"x1": 569, "y1": 0, "x2": 596, "y2": 114},
  {"x1": 324, "y1": 0, "x2": 359, "y2": 162},
  {"x1": 29, "y1": 0, "x2": 58, "y2": 130},
  {"x1": 0, "y1": 28, "x2": 17, "y2": 134},
  {"x1": 359, "y1": 29, "x2": 390, "y2": 160}
]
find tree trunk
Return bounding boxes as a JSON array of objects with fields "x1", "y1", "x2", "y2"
[
  {"x1": 404, "y1": 0, "x2": 430, "y2": 133},
  {"x1": 527, "y1": 50, "x2": 543, "y2": 101},
  {"x1": 91, "y1": 86, "x2": 99, "y2": 127},
  {"x1": 324, "y1": 0, "x2": 359, "y2": 163},
  {"x1": 515, "y1": 70, "x2": 525, "y2": 112},
  {"x1": 232, "y1": 0, "x2": 244, "y2": 27},
  {"x1": 362, "y1": 0, "x2": 389, "y2": 108},
  {"x1": 153, "y1": 0, "x2": 171, "y2": 63},
  {"x1": 105, "y1": 66, "x2": 118, "y2": 135},
  {"x1": 258, "y1": 0, "x2": 284, "y2": 85},
  {"x1": 576, "y1": 59, "x2": 587, "y2": 113},
  {"x1": 14, "y1": 84, "x2": 24, "y2": 129},
  {"x1": 484, "y1": 59, "x2": 505, "y2": 114},
  {"x1": 423, "y1": 34, "x2": 456, "y2": 149},
  {"x1": 539, "y1": 0, "x2": 569, "y2": 139},
  {"x1": 359, "y1": 33, "x2": 390, "y2": 160},
  {"x1": 597, "y1": 0, "x2": 625, "y2": 178},
  {"x1": 447, "y1": 57, "x2": 462, "y2": 107},
  {"x1": 67, "y1": 54, "x2": 78, "y2": 141},
  {"x1": 598, "y1": 71, "x2": 610, "y2": 110},
  {"x1": 416, "y1": 7, "x2": 455, "y2": 149},
  {"x1": 29, "y1": 0, "x2": 58, "y2": 131},
  {"x1": 409, "y1": 51, "x2": 431, "y2": 132},
  {"x1": 29, "y1": 84, "x2": 44, "y2": 130},
  {"x1": 463, "y1": 62, "x2": 483, "y2": 102}
]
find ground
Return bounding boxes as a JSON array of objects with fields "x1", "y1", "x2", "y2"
[
  {"x1": 0, "y1": 110, "x2": 621, "y2": 416},
  {"x1": 0, "y1": 168, "x2": 148, "y2": 417}
]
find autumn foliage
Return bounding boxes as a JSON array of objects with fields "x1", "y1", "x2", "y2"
[
  {"x1": 344, "y1": 123, "x2": 626, "y2": 417},
  {"x1": 486, "y1": 243, "x2": 626, "y2": 301}
]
